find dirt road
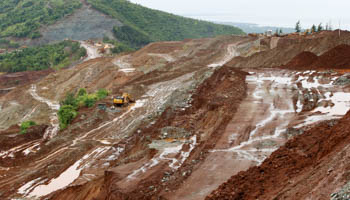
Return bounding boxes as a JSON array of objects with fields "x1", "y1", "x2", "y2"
[{"x1": 80, "y1": 41, "x2": 101, "y2": 60}]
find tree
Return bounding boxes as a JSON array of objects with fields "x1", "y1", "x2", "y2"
[
  {"x1": 58, "y1": 105, "x2": 78, "y2": 129},
  {"x1": 279, "y1": 29, "x2": 283, "y2": 35},
  {"x1": 311, "y1": 24, "x2": 316, "y2": 33},
  {"x1": 317, "y1": 23, "x2": 323, "y2": 32},
  {"x1": 61, "y1": 92, "x2": 77, "y2": 108},
  {"x1": 295, "y1": 20, "x2": 301, "y2": 33},
  {"x1": 275, "y1": 29, "x2": 279, "y2": 36}
]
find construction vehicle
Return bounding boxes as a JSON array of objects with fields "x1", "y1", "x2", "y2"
[{"x1": 113, "y1": 93, "x2": 134, "y2": 107}]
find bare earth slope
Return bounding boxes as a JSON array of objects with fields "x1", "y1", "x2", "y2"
[
  {"x1": 207, "y1": 111, "x2": 350, "y2": 200},
  {"x1": 2, "y1": 31, "x2": 350, "y2": 200}
]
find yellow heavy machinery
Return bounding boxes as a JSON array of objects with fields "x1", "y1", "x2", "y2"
[{"x1": 113, "y1": 93, "x2": 134, "y2": 107}]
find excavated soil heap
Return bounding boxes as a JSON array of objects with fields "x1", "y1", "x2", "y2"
[
  {"x1": 312, "y1": 44, "x2": 350, "y2": 69},
  {"x1": 283, "y1": 51, "x2": 318, "y2": 70},
  {"x1": 206, "y1": 112, "x2": 350, "y2": 200},
  {"x1": 282, "y1": 44, "x2": 350, "y2": 70}
]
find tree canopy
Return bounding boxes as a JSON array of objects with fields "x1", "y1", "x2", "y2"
[
  {"x1": 0, "y1": 40, "x2": 86, "y2": 72},
  {"x1": 0, "y1": 0, "x2": 81, "y2": 38}
]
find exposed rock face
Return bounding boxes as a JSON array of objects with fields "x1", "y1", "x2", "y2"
[{"x1": 28, "y1": 4, "x2": 122, "y2": 45}]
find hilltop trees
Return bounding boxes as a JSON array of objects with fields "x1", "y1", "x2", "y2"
[
  {"x1": 317, "y1": 23, "x2": 323, "y2": 32},
  {"x1": 311, "y1": 24, "x2": 317, "y2": 33},
  {"x1": 295, "y1": 21, "x2": 301, "y2": 33}
]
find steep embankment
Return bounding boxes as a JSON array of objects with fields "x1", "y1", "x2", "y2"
[{"x1": 207, "y1": 111, "x2": 350, "y2": 200}]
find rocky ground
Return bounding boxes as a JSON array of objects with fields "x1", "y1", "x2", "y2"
[{"x1": 2, "y1": 31, "x2": 350, "y2": 200}]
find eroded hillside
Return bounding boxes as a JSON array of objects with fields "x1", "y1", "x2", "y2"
[{"x1": 2, "y1": 31, "x2": 350, "y2": 200}]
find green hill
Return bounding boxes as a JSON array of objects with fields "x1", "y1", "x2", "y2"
[
  {"x1": 87, "y1": 0, "x2": 244, "y2": 47},
  {"x1": 0, "y1": 0, "x2": 244, "y2": 72},
  {"x1": 0, "y1": 0, "x2": 82, "y2": 38},
  {"x1": 0, "y1": 0, "x2": 243, "y2": 47},
  {"x1": 0, "y1": 40, "x2": 86, "y2": 72}
]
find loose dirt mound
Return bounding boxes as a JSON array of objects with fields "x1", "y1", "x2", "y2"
[
  {"x1": 282, "y1": 44, "x2": 350, "y2": 70},
  {"x1": 206, "y1": 112, "x2": 350, "y2": 200},
  {"x1": 283, "y1": 51, "x2": 318, "y2": 70},
  {"x1": 312, "y1": 44, "x2": 350, "y2": 69}
]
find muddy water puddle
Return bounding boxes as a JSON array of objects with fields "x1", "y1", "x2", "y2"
[{"x1": 171, "y1": 69, "x2": 350, "y2": 200}]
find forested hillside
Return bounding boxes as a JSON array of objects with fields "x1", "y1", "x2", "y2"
[
  {"x1": 0, "y1": 0, "x2": 244, "y2": 73},
  {"x1": 0, "y1": 40, "x2": 86, "y2": 72},
  {"x1": 87, "y1": 0, "x2": 245, "y2": 47},
  {"x1": 0, "y1": 0, "x2": 82, "y2": 38}
]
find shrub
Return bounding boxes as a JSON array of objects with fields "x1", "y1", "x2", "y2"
[
  {"x1": 20, "y1": 121, "x2": 36, "y2": 134},
  {"x1": 57, "y1": 88, "x2": 109, "y2": 130},
  {"x1": 77, "y1": 88, "x2": 87, "y2": 97},
  {"x1": 58, "y1": 105, "x2": 78, "y2": 130},
  {"x1": 61, "y1": 92, "x2": 77, "y2": 108},
  {"x1": 96, "y1": 89, "x2": 109, "y2": 99},
  {"x1": 83, "y1": 94, "x2": 98, "y2": 108}
]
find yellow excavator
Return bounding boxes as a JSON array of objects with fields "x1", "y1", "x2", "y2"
[{"x1": 113, "y1": 93, "x2": 134, "y2": 107}]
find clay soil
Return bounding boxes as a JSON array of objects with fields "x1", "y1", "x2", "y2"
[
  {"x1": 3, "y1": 31, "x2": 350, "y2": 200},
  {"x1": 282, "y1": 44, "x2": 350, "y2": 70},
  {"x1": 206, "y1": 112, "x2": 350, "y2": 200},
  {"x1": 0, "y1": 69, "x2": 53, "y2": 96},
  {"x1": 48, "y1": 66, "x2": 248, "y2": 200}
]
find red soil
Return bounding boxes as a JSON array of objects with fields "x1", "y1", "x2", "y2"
[
  {"x1": 0, "y1": 69, "x2": 53, "y2": 96},
  {"x1": 282, "y1": 44, "x2": 350, "y2": 70},
  {"x1": 206, "y1": 112, "x2": 350, "y2": 200},
  {"x1": 283, "y1": 51, "x2": 318, "y2": 70},
  {"x1": 0, "y1": 125, "x2": 47, "y2": 151},
  {"x1": 312, "y1": 44, "x2": 350, "y2": 69}
]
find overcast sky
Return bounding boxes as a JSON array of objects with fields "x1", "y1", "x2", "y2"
[{"x1": 130, "y1": 0, "x2": 350, "y2": 30}]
